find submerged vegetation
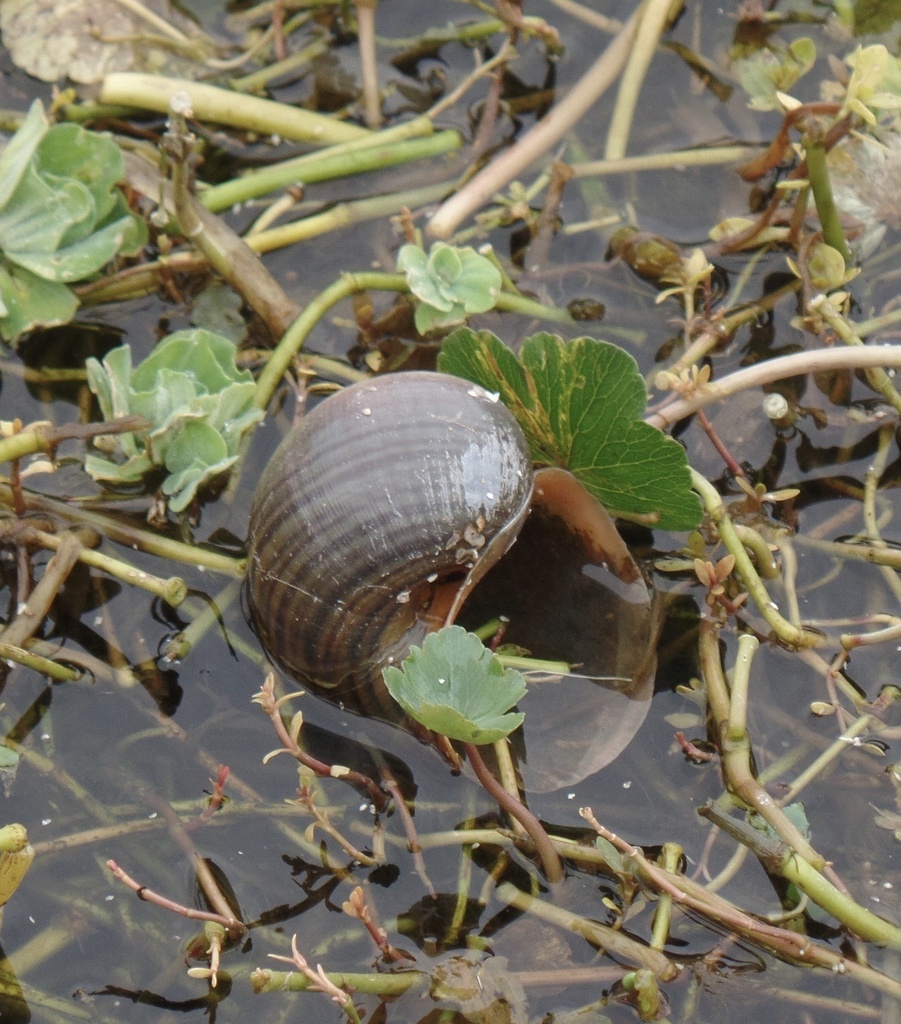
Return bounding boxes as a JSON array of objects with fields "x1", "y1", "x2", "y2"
[{"x1": 2, "y1": 1, "x2": 901, "y2": 1022}]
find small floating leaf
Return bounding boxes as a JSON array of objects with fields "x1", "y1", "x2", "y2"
[
  {"x1": 382, "y1": 626, "x2": 526, "y2": 745},
  {"x1": 439, "y1": 329, "x2": 701, "y2": 530},
  {"x1": 398, "y1": 243, "x2": 502, "y2": 334}
]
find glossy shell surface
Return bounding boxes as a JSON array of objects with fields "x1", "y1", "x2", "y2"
[{"x1": 247, "y1": 371, "x2": 534, "y2": 688}]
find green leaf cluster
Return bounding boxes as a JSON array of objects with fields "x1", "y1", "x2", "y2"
[
  {"x1": 85, "y1": 329, "x2": 263, "y2": 512},
  {"x1": 839, "y1": 43, "x2": 901, "y2": 124},
  {"x1": 382, "y1": 626, "x2": 526, "y2": 745},
  {"x1": 397, "y1": 242, "x2": 502, "y2": 334},
  {"x1": 438, "y1": 329, "x2": 701, "y2": 531},
  {"x1": 733, "y1": 37, "x2": 816, "y2": 111},
  {"x1": 0, "y1": 101, "x2": 147, "y2": 344}
]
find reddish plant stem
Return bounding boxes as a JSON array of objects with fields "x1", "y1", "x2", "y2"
[
  {"x1": 380, "y1": 771, "x2": 435, "y2": 896},
  {"x1": 107, "y1": 859, "x2": 240, "y2": 934},
  {"x1": 257, "y1": 678, "x2": 388, "y2": 810},
  {"x1": 463, "y1": 742, "x2": 564, "y2": 883},
  {"x1": 695, "y1": 409, "x2": 748, "y2": 480},
  {"x1": 719, "y1": 112, "x2": 850, "y2": 255}
]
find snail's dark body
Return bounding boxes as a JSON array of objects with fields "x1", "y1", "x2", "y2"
[{"x1": 247, "y1": 372, "x2": 533, "y2": 691}]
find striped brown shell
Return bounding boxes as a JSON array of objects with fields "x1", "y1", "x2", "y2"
[{"x1": 246, "y1": 371, "x2": 534, "y2": 694}]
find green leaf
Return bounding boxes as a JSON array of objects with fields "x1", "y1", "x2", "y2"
[
  {"x1": 750, "y1": 802, "x2": 810, "y2": 842},
  {"x1": 0, "y1": 262, "x2": 78, "y2": 341},
  {"x1": 438, "y1": 329, "x2": 701, "y2": 531},
  {"x1": 382, "y1": 626, "x2": 526, "y2": 745},
  {"x1": 735, "y1": 38, "x2": 816, "y2": 111},
  {"x1": 414, "y1": 298, "x2": 468, "y2": 334},
  {"x1": 36, "y1": 122, "x2": 125, "y2": 232},
  {"x1": 6, "y1": 213, "x2": 134, "y2": 282},
  {"x1": 0, "y1": 167, "x2": 93, "y2": 256},
  {"x1": 398, "y1": 243, "x2": 502, "y2": 327},
  {"x1": 0, "y1": 102, "x2": 145, "y2": 343},
  {"x1": 452, "y1": 249, "x2": 502, "y2": 313},
  {"x1": 0, "y1": 748, "x2": 20, "y2": 770},
  {"x1": 0, "y1": 101, "x2": 48, "y2": 212},
  {"x1": 429, "y1": 242, "x2": 463, "y2": 294},
  {"x1": 162, "y1": 420, "x2": 235, "y2": 512}
]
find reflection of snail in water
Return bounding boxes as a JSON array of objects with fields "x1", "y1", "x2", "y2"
[{"x1": 247, "y1": 371, "x2": 657, "y2": 788}]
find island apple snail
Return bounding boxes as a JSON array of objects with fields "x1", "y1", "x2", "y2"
[{"x1": 246, "y1": 370, "x2": 657, "y2": 788}]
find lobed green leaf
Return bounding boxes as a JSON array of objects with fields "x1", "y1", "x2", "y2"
[
  {"x1": 382, "y1": 626, "x2": 526, "y2": 745},
  {"x1": 439, "y1": 328, "x2": 701, "y2": 531}
]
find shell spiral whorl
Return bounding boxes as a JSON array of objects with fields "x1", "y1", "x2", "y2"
[{"x1": 247, "y1": 371, "x2": 534, "y2": 693}]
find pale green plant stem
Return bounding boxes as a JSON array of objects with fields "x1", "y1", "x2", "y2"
[
  {"x1": 201, "y1": 129, "x2": 460, "y2": 211},
  {"x1": 777, "y1": 712, "x2": 881, "y2": 807},
  {"x1": 856, "y1": 308, "x2": 901, "y2": 337},
  {"x1": 491, "y1": 739, "x2": 527, "y2": 838},
  {"x1": 691, "y1": 472, "x2": 820, "y2": 648},
  {"x1": 703, "y1": 840, "x2": 749, "y2": 894},
  {"x1": 21, "y1": 527, "x2": 186, "y2": 607},
  {"x1": 700, "y1": 803, "x2": 901, "y2": 949},
  {"x1": 246, "y1": 182, "x2": 451, "y2": 252},
  {"x1": 726, "y1": 634, "x2": 758, "y2": 744},
  {"x1": 252, "y1": 967, "x2": 425, "y2": 996},
  {"x1": 843, "y1": 620, "x2": 901, "y2": 649},
  {"x1": 804, "y1": 134, "x2": 853, "y2": 263},
  {"x1": 159, "y1": 581, "x2": 243, "y2": 662},
  {"x1": 253, "y1": 272, "x2": 405, "y2": 410},
  {"x1": 0, "y1": 416, "x2": 146, "y2": 465},
  {"x1": 253, "y1": 271, "x2": 574, "y2": 410},
  {"x1": 229, "y1": 34, "x2": 328, "y2": 92},
  {"x1": 110, "y1": 0, "x2": 190, "y2": 41},
  {"x1": 860, "y1": 423, "x2": 901, "y2": 605},
  {"x1": 0, "y1": 485, "x2": 246, "y2": 577},
  {"x1": 427, "y1": 7, "x2": 641, "y2": 238},
  {"x1": 604, "y1": 0, "x2": 675, "y2": 160},
  {"x1": 447, "y1": 841, "x2": 474, "y2": 944},
  {"x1": 653, "y1": 278, "x2": 801, "y2": 385},
  {"x1": 496, "y1": 654, "x2": 571, "y2": 674},
  {"x1": 1, "y1": 533, "x2": 84, "y2": 651},
  {"x1": 732, "y1": 524, "x2": 780, "y2": 579},
  {"x1": 775, "y1": 537, "x2": 802, "y2": 625},
  {"x1": 649, "y1": 843, "x2": 681, "y2": 950},
  {"x1": 648, "y1": 345, "x2": 901, "y2": 429},
  {"x1": 494, "y1": 882, "x2": 676, "y2": 978},
  {"x1": 0, "y1": 643, "x2": 80, "y2": 682},
  {"x1": 427, "y1": 42, "x2": 514, "y2": 120},
  {"x1": 811, "y1": 295, "x2": 901, "y2": 414},
  {"x1": 698, "y1": 619, "x2": 823, "y2": 865},
  {"x1": 383, "y1": 817, "x2": 901, "y2": 1000},
  {"x1": 572, "y1": 144, "x2": 759, "y2": 178},
  {"x1": 795, "y1": 646, "x2": 863, "y2": 708},
  {"x1": 227, "y1": 0, "x2": 338, "y2": 28},
  {"x1": 794, "y1": 533, "x2": 901, "y2": 571},
  {"x1": 100, "y1": 73, "x2": 369, "y2": 144},
  {"x1": 546, "y1": 0, "x2": 621, "y2": 32}
]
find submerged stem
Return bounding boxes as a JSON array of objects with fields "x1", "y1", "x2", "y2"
[
  {"x1": 463, "y1": 742, "x2": 564, "y2": 883},
  {"x1": 691, "y1": 471, "x2": 820, "y2": 649}
]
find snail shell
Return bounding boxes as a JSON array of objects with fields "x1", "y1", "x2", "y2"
[{"x1": 247, "y1": 371, "x2": 534, "y2": 695}]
